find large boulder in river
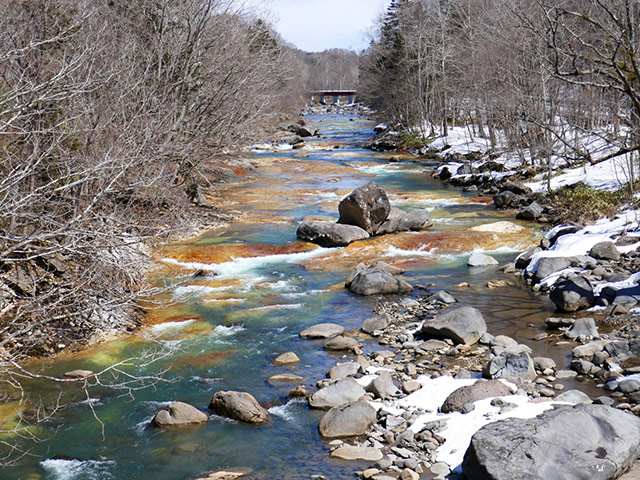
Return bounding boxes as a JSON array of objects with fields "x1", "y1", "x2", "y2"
[
  {"x1": 374, "y1": 208, "x2": 432, "y2": 235},
  {"x1": 309, "y1": 378, "x2": 366, "y2": 409},
  {"x1": 209, "y1": 391, "x2": 269, "y2": 424},
  {"x1": 318, "y1": 400, "x2": 377, "y2": 438},
  {"x1": 338, "y1": 182, "x2": 391, "y2": 235},
  {"x1": 347, "y1": 265, "x2": 412, "y2": 296},
  {"x1": 296, "y1": 220, "x2": 369, "y2": 247},
  {"x1": 420, "y1": 306, "x2": 487, "y2": 345},
  {"x1": 440, "y1": 380, "x2": 513, "y2": 413},
  {"x1": 549, "y1": 276, "x2": 595, "y2": 312},
  {"x1": 462, "y1": 404, "x2": 640, "y2": 480},
  {"x1": 151, "y1": 401, "x2": 209, "y2": 427}
]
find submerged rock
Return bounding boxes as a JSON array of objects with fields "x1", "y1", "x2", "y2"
[
  {"x1": 151, "y1": 401, "x2": 209, "y2": 427},
  {"x1": 463, "y1": 404, "x2": 640, "y2": 480},
  {"x1": 209, "y1": 391, "x2": 269, "y2": 424}
]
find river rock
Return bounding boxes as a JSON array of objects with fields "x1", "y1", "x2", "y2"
[
  {"x1": 375, "y1": 208, "x2": 432, "y2": 235},
  {"x1": 309, "y1": 378, "x2": 366, "y2": 408},
  {"x1": 534, "y1": 256, "x2": 573, "y2": 282},
  {"x1": 318, "y1": 400, "x2": 377, "y2": 438},
  {"x1": 64, "y1": 369, "x2": 94, "y2": 379},
  {"x1": 549, "y1": 276, "x2": 595, "y2": 312},
  {"x1": 427, "y1": 290, "x2": 457, "y2": 304},
  {"x1": 323, "y1": 335, "x2": 362, "y2": 351},
  {"x1": 209, "y1": 391, "x2": 269, "y2": 424},
  {"x1": 534, "y1": 356, "x2": 556, "y2": 371},
  {"x1": 338, "y1": 182, "x2": 391, "y2": 235},
  {"x1": 516, "y1": 201, "x2": 544, "y2": 221},
  {"x1": 590, "y1": 241, "x2": 620, "y2": 261},
  {"x1": 564, "y1": 317, "x2": 599, "y2": 342},
  {"x1": 420, "y1": 306, "x2": 487, "y2": 345},
  {"x1": 267, "y1": 373, "x2": 304, "y2": 385},
  {"x1": 347, "y1": 265, "x2": 412, "y2": 296},
  {"x1": 555, "y1": 389, "x2": 592, "y2": 404},
  {"x1": 541, "y1": 224, "x2": 583, "y2": 249},
  {"x1": 272, "y1": 352, "x2": 300, "y2": 365},
  {"x1": 195, "y1": 467, "x2": 252, "y2": 480},
  {"x1": 151, "y1": 401, "x2": 209, "y2": 427},
  {"x1": 366, "y1": 372, "x2": 399, "y2": 399},
  {"x1": 493, "y1": 191, "x2": 519, "y2": 208},
  {"x1": 441, "y1": 380, "x2": 513, "y2": 413},
  {"x1": 362, "y1": 313, "x2": 391, "y2": 334},
  {"x1": 483, "y1": 351, "x2": 536, "y2": 382},
  {"x1": 470, "y1": 221, "x2": 526, "y2": 233},
  {"x1": 296, "y1": 220, "x2": 369, "y2": 247},
  {"x1": 300, "y1": 323, "x2": 344, "y2": 339},
  {"x1": 516, "y1": 246, "x2": 542, "y2": 269},
  {"x1": 330, "y1": 445, "x2": 383, "y2": 461},
  {"x1": 328, "y1": 362, "x2": 362, "y2": 380},
  {"x1": 545, "y1": 316, "x2": 575, "y2": 328},
  {"x1": 502, "y1": 180, "x2": 533, "y2": 195},
  {"x1": 467, "y1": 252, "x2": 499, "y2": 267},
  {"x1": 462, "y1": 404, "x2": 640, "y2": 480}
]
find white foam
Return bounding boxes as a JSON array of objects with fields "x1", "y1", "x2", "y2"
[
  {"x1": 268, "y1": 399, "x2": 305, "y2": 421},
  {"x1": 211, "y1": 324, "x2": 244, "y2": 338},
  {"x1": 148, "y1": 319, "x2": 196, "y2": 336},
  {"x1": 40, "y1": 458, "x2": 116, "y2": 480}
]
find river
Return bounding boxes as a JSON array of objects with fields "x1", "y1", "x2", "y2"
[{"x1": 3, "y1": 112, "x2": 586, "y2": 480}]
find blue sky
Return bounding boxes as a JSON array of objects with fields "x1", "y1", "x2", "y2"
[{"x1": 251, "y1": 0, "x2": 391, "y2": 52}]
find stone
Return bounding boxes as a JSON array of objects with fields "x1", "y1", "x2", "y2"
[
  {"x1": 296, "y1": 220, "x2": 370, "y2": 248},
  {"x1": 572, "y1": 340, "x2": 609, "y2": 358},
  {"x1": 555, "y1": 370, "x2": 578, "y2": 379},
  {"x1": 555, "y1": 389, "x2": 592, "y2": 404},
  {"x1": 347, "y1": 266, "x2": 412, "y2": 296},
  {"x1": 427, "y1": 290, "x2": 457, "y2": 304},
  {"x1": 542, "y1": 224, "x2": 583, "y2": 249},
  {"x1": 565, "y1": 317, "x2": 599, "y2": 342},
  {"x1": 328, "y1": 362, "x2": 362, "y2": 380},
  {"x1": 402, "y1": 381, "x2": 421, "y2": 394},
  {"x1": 494, "y1": 335, "x2": 517, "y2": 348},
  {"x1": 441, "y1": 380, "x2": 513, "y2": 413},
  {"x1": 463, "y1": 404, "x2": 640, "y2": 480},
  {"x1": 323, "y1": 335, "x2": 362, "y2": 351},
  {"x1": 421, "y1": 306, "x2": 487, "y2": 345},
  {"x1": 590, "y1": 241, "x2": 621, "y2": 261},
  {"x1": 516, "y1": 201, "x2": 544, "y2": 221},
  {"x1": 338, "y1": 182, "x2": 391, "y2": 235},
  {"x1": 467, "y1": 252, "x2": 499, "y2": 267},
  {"x1": 209, "y1": 391, "x2": 269, "y2": 424},
  {"x1": 545, "y1": 316, "x2": 575, "y2": 328},
  {"x1": 272, "y1": 352, "x2": 300, "y2": 365},
  {"x1": 330, "y1": 445, "x2": 383, "y2": 461},
  {"x1": 420, "y1": 339, "x2": 450, "y2": 351},
  {"x1": 502, "y1": 180, "x2": 533, "y2": 195},
  {"x1": 300, "y1": 323, "x2": 344, "y2": 339},
  {"x1": 289, "y1": 385, "x2": 308, "y2": 397},
  {"x1": 318, "y1": 400, "x2": 377, "y2": 438},
  {"x1": 534, "y1": 257, "x2": 573, "y2": 283},
  {"x1": 533, "y1": 357, "x2": 556, "y2": 371},
  {"x1": 64, "y1": 369, "x2": 94, "y2": 379},
  {"x1": 549, "y1": 276, "x2": 595, "y2": 312},
  {"x1": 619, "y1": 379, "x2": 640, "y2": 394},
  {"x1": 516, "y1": 247, "x2": 542, "y2": 269},
  {"x1": 493, "y1": 191, "x2": 519, "y2": 208},
  {"x1": 399, "y1": 468, "x2": 420, "y2": 480},
  {"x1": 375, "y1": 208, "x2": 432, "y2": 235},
  {"x1": 362, "y1": 314, "x2": 391, "y2": 334},
  {"x1": 366, "y1": 372, "x2": 399, "y2": 399},
  {"x1": 151, "y1": 401, "x2": 209, "y2": 427},
  {"x1": 309, "y1": 378, "x2": 366, "y2": 409},
  {"x1": 267, "y1": 373, "x2": 304, "y2": 385},
  {"x1": 484, "y1": 351, "x2": 536, "y2": 382},
  {"x1": 195, "y1": 468, "x2": 252, "y2": 480}
]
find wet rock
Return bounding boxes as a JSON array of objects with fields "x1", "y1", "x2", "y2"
[
  {"x1": 516, "y1": 201, "x2": 544, "y2": 221},
  {"x1": 272, "y1": 352, "x2": 300, "y2": 365},
  {"x1": 300, "y1": 323, "x2": 344, "y2": 339},
  {"x1": 347, "y1": 265, "x2": 412, "y2": 296},
  {"x1": 363, "y1": 314, "x2": 391, "y2": 334},
  {"x1": 571, "y1": 359, "x2": 596, "y2": 375},
  {"x1": 328, "y1": 362, "x2": 362, "y2": 380},
  {"x1": 549, "y1": 276, "x2": 595, "y2": 312},
  {"x1": 441, "y1": 380, "x2": 513, "y2": 413},
  {"x1": 402, "y1": 381, "x2": 422, "y2": 394},
  {"x1": 484, "y1": 351, "x2": 536, "y2": 382},
  {"x1": 618, "y1": 379, "x2": 640, "y2": 394},
  {"x1": 289, "y1": 385, "x2": 308, "y2": 397},
  {"x1": 323, "y1": 335, "x2": 362, "y2": 351},
  {"x1": 555, "y1": 390, "x2": 592, "y2": 404},
  {"x1": 420, "y1": 306, "x2": 487, "y2": 345},
  {"x1": 318, "y1": 400, "x2": 377, "y2": 438},
  {"x1": 463, "y1": 404, "x2": 640, "y2": 480},
  {"x1": 493, "y1": 191, "x2": 519, "y2": 208},
  {"x1": 209, "y1": 391, "x2": 269, "y2": 424},
  {"x1": 309, "y1": 378, "x2": 366, "y2": 409},
  {"x1": 366, "y1": 372, "x2": 399, "y2": 399},
  {"x1": 338, "y1": 182, "x2": 391, "y2": 235},
  {"x1": 590, "y1": 241, "x2": 621, "y2": 261},
  {"x1": 151, "y1": 401, "x2": 209, "y2": 427},
  {"x1": 296, "y1": 220, "x2": 370, "y2": 247},
  {"x1": 467, "y1": 252, "x2": 499, "y2": 267},
  {"x1": 572, "y1": 340, "x2": 609, "y2": 358},
  {"x1": 330, "y1": 445, "x2": 383, "y2": 461},
  {"x1": 564, "y1": 317, "x2": 599, "y2": 342}
]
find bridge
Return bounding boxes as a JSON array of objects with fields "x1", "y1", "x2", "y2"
[{"x1": 311, "y1": 90, "x2": 357, "y2": 105}]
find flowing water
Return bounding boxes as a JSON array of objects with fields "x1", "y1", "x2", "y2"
[{"x1": 2, "y1": 114, "x2": 593, "y2": 480}]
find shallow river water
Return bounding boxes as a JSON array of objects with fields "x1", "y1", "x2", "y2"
[{"x1": 3, "y1": 114, "x2": 593, "y2": 480}]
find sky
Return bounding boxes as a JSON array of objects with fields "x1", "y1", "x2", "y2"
[{"x1": 253, "y1": 0, "x2": 392, "y2": 52}]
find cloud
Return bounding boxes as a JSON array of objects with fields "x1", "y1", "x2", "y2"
[{"x1": 253, "y1": 0, "x2": 390, "y2": 52}]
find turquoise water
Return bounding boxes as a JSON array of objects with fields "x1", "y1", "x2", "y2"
[{"x1": 2, "y1": 114, "x2": 558, "y2": 480}]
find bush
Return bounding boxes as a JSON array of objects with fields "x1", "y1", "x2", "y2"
[{"x1": 549, "y1": 182, "x2": 626, "y2": 222}]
